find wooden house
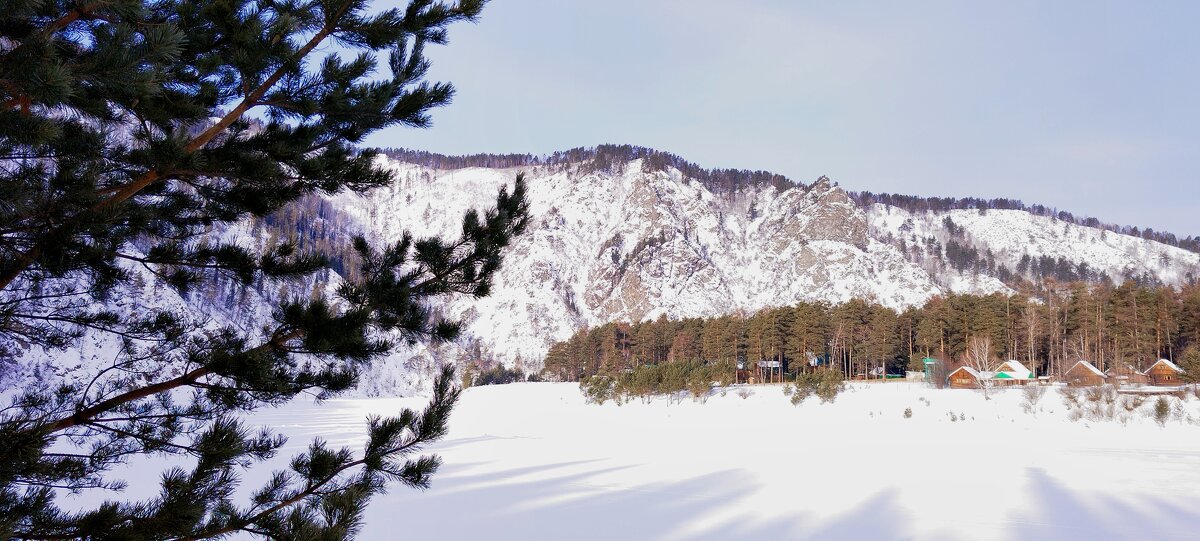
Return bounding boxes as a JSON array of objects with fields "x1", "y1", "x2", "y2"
[
  {"x1": 1105, "y1": 363, "x2": 1149, "y2": 386},
  {"x1": 1063, "y1": 360, "x2": 1106, "y2": 387},
  {"x1": 757, "y1": 359, "x2": 785, "y2": 384},
  {"x1": 992, "y1": 360, "x2": 1034, "y2": 385},
  {"x1": 1144, "y1": 359, "x2": 1184, "y2": 387},
  {"x1": 947, "y1": 366, "x2": 985, "y2": 389}
]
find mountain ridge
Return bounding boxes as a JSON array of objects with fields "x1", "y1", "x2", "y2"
[
  {"x1": 377, "y1": 144, "x2": 1199, "y2": 252},
  {"x1": 7, "y1": 145, "x2": 1198, "y2": 395}
]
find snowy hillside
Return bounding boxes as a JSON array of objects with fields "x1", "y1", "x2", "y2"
[
  {"x1": 868, "y1": 205, "x2": 1200, "y2": 287},
  {"x1": 326, "y1": 154, "x2": 1198, "y2": 384},
  {"x1": 8, "y1": 148, "x2": 1199, "y2": 395}
]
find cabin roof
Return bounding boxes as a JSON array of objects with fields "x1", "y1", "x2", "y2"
[
  {"x1": 1067, "y1": 360, "x2": 1105, "y2": 377},
  {"x1": 996, "y1": 360, "x2": 1033, "y2": 378},
  {"x1": 948, "y1": 366, "x2": 990, "y2": 379},
  {"x1": 1105, "y1": 363, "x2": 1140, "y2": 375},
  {"x1": 1145, "y1": 358, "x2": 1182, "y2": 374}
]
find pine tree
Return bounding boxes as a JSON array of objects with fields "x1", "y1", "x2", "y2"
[
  {"x1": 1179, "y1": 346, "x2": 1200, "y2": 384},
  {"x1": 1, "y1": 1, "x2": 530, "y2": 538}
]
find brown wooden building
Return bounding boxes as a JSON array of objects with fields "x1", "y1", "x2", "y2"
[
  {"x1": 947, "y1": 366, "x2": 984, "y2": 389},
  {"x1": 992, "y1": 360, "x2": 1034, "y2": 385},
  {"x1": 1144, "y1": 359, "x2": 1184, "y2": 387},
  {"x1": 1063, "y1": 360, "x2": 1106, "y2": 387},
  {"x1": 1105, "y1": 364, "x2": 1149, "y2": 386}
]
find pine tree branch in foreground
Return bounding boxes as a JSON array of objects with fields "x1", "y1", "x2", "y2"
[{"x1": 0, "y1": 1, "x2": 527, "y2": 539}]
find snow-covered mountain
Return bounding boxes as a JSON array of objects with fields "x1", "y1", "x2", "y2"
[
  {"x1": 7, "y1": 148, "x2": 1199, "y2": 394},
  {"x1": 328, "y1": 153, "x2": 1198, "y2": 388}
]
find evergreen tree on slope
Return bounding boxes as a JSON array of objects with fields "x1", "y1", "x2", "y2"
[{"x1": 0, "y1": 0, "x2": 530, "y2": 538}]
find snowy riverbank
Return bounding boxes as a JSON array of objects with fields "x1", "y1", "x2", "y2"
[{"x1": 236, "y1": 381, "x2": 1200, "y2": 540}]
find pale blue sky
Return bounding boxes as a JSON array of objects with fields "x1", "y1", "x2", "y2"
[{"x1": 366, "y1": 1, "x2": 1199, "y2": 237}]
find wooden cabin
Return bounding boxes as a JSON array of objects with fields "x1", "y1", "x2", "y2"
[
  {"x1": 735, "y1": 359, "x2": 786, "y2": 384},
  {"x1": 947, "y1": 366, "x2": 984, "y2": 389},
  {"x1": 992, "y1": 360, "x2": 1034, "y2": 385},
  {"x1": 1063, "y1": 360, "x2": 1106, "y2": 387},
  {"x1": 756, "y1": 359, "x2": 785, "y2": 384},
  {"x1": 1105, "y1": 364, "x2": 1149, "y2": 386},
  {"x1": 1144, "y1": 359, "x2": 1184, "y2": 387}
]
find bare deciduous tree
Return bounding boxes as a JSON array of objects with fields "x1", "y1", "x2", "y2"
[{"x1": 964, "y1": 335, "x2": 995, "y2": 398}]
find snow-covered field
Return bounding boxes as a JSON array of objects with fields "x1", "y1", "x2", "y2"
[{"x1": 246, "y1": 382, "x2": 1200, "y2": 540}]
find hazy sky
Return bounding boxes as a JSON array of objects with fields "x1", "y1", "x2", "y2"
[{"x1": 366, "y1": 1, "x2": 1199, "y2": 237}]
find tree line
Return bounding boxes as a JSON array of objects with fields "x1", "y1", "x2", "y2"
[
  {"x1": 543, "y1": 280, "x2": 1200, "y2": 382},
  {"x1": 378, "y1": 144, "x2": 795, "y2": 195}
]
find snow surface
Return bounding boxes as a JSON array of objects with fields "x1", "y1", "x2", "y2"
[{"x1": 216, "y1": 382, "x2": 1200, "y2": 540}]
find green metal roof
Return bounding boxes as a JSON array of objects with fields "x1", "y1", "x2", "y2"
[{"x1": 993, "y1": 372, "x2": 1014, "y2": 379}]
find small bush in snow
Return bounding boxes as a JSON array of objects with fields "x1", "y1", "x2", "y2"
[
  {"x1": 1061, "y1": 387, "x2": 1081, "y2": 408},
  {"x1": 1084, "y1": 386, "x2": 1109, "y2": 403},
  {"x1": 1021, "y1": 385, "x2": 1047, "y2": 414},
  {"x1": 737, "y1": 387, "x2": 753, "y2": 400},
  {"x1": 789, "y1": 369, "x2": 844, "y2": 405},
  {"x1": 687, "y1": 376, "x2": 712, "y2": 403},
  {"x1": 1084, "y1": 400, "x2": 1116, "y2": 422},
  {"x1": 904, "y1": 407, "x2": 913, "y2": 419},
  {"x1": 1120, "y1": 395, "x2": 1145, "y2": 412},
  {"x1": 1153, "y1": 397, "x2": 1171, "y2": 427},
  {"x1": 473, "y1": 364, "x2": 527, "y2": 386},
  {"x1": 580, "y1": 375, "x2": 618, "y2": 405}
]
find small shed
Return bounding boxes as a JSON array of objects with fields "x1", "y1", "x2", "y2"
[
  {"x1": 1106, "y1": 363, "x2": 1149, "y2": 386},
  {"x1": 1063, "y1": 360, "x2": 1106, "y2": 387},
  {"x1": 1144, "y1": 359, "x2": 1184, "y2": 387},
  {"x1": 947, "y1": 366, "x2": 986, "y2": 389}
]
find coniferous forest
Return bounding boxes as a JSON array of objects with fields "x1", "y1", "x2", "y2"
[{"x1": 544, "y1": 280, "x2": 1200, "y2": 383}]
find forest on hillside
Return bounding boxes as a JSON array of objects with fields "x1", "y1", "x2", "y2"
[{"x1": 543, "y1": 281, "x2": 1200, "y2": 383}]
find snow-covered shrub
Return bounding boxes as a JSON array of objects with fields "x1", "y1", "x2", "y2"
[
  {"x1": 1021, "y1": 385, "x2": 1046, "y2": 414},
  {"x1": 1120, "y1": 395, "x2": 1146, "y2": 412},
  {"x1": 1084, "y1": 385, "x2": 1116, "y2": 404},
  {"x1": 736, "y1": 387, "x2": 753, "y2": 400},
  {"x1": 904, "y1": 407, "x2": 913, "y2": 419},
  {"x1": 1083, "y1": 400, "x2": 1116, "y2": 422},
  {"x1": 1061, "y1": 386, "x2": 1081, "y2": 408}
]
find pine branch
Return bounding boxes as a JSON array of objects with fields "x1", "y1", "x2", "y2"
[
  {"x1": 37, "y1": 330, "x2": 304, "y2": 434},
  {"x1": 0, "y1": 2, "x2": 355, "y2": 292}
]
